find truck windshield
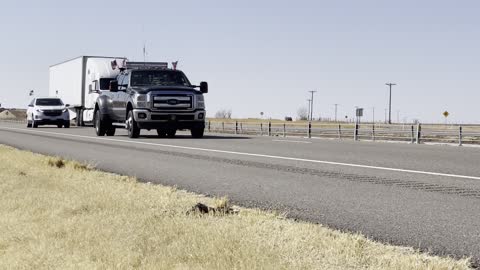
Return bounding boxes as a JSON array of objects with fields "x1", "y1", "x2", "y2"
[
  {"x1": 130, "y1": 70, "x2": 191, "y2": 87},
  {"x1": 36, "y1": 99, "x2": 63, "y2": 106}
]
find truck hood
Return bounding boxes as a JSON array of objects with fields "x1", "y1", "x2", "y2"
[{"x1": 131, "y1": 86, "x2": 200, "y2": 94}]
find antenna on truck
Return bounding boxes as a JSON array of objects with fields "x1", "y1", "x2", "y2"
[{"x1": 143, "y1": 41, "x2": 147, "y2": 66}]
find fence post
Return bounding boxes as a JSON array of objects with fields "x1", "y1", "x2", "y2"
[
  {"x1": 354, "y1": 123, "x2": 359, "y2": 141},
  {"x1": 222, "y1": 122, "x2": 225, "y2": 132},
  {"x1": 260, "y1": 123, "x2": 263, "y2": 136},
  {"x1": 372, "y1": 124, "x2": 375, "y2": 141},
  {"x1": 268, "y1": 122, "x2": 272, "y2": 136},
  {"x1": 235, "y1": 121, "x2": 238, "y2": 135},
  {"x1": 338, "y1": 124, "x2": 341, "y2": 139},
  {"x1": 410, "y1": 125, "x2": 415, "y2": 144},
  {"x1": 459, "y1": 126, "x2": 463, "y2": 146},
  {"x1": 283, "y1": 123, "x2": 286, "y2": 137},
  {"x1": 308, "y1": 122, "x2": 312, "y2": 138},
  {"x1": 416, "y1": 123, "x2": 421, "y2": 144},
  {"x1": 208, "y1": 121, "x2": 211, "y2": 132},
  {"x1": 240, "y1": 123, "x2": 243, "y2": 134}
]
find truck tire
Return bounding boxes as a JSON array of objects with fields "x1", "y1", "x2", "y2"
[
  {"x1": 94, "y1": 110, "x2": 107, "y2": 136},
  {"x1": 127, "y1": 110, "x2": 140, "y2": 138},
  {"x1": 191, "y1": 127, "x2": 204, "y2": 138},
  {"x1": 106, "y1": 127, "x2": 116, "y2": 136},
  {"x1": 156, "y1": 129, "x2": 167, "y2": 138},
  {"x1": 166, "y1": 129, "x2": 176, "y2": 138}
]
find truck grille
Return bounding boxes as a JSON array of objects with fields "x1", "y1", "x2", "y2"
[
  {"x1": 43, "y1": 110, "x2": 63, "y2": 117},
  {"x1": 152, "y1": 95, "x2": 192, "y2": 110}
]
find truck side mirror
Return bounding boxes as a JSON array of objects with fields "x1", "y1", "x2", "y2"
[
  {"x1": 110, "y1": 80, "x2": 118, "y2": 92},
  {"x1": 200, "y1": 81, "x2": 208, "y2": 93},
  {"x1": 65, "y1": 104, "x2": 70, "y2": 107}
]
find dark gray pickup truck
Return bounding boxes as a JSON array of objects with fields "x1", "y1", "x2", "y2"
[{"x1": 93, "y1": 63, "x2": 208, "y2": 138}]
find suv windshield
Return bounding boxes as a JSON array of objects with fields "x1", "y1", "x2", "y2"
[
  {"x1": 130, "y1": 70, "x2": 191, "y2": 87},
  {"x1": 36, "y1": 98, "x2": 63, "y2": 106}
]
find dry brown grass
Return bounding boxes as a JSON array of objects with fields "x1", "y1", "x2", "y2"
[{"x1": 0, "y1": 145, "x2": 472, "y2": 270}]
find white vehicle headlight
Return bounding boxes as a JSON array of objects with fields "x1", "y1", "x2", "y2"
[{"x1": 196, "y1": 95, "x2": 205, "y2": 109}]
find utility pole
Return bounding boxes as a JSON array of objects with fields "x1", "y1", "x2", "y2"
[
  {"x1": 308, "y1": 90, "x2": 317, "y2": 121},
  {"x1": 334, "y1": 104, "x2": 339, "y2": 122},
  {"x1": 385, "y1": 83, "x2": 396, "y2": 124},
  {"x1": 397, "y1": 110, "x2": 400, "y2": 124},
  {"x1": 384, "y1": 108, "x2": 387, "y2": 124},
  {"x1": 307, "y1": 99, "x2": 311, "y2": 121},
  {"x1": 372, "y1": 107, "x2": 375, "y2": 123}
]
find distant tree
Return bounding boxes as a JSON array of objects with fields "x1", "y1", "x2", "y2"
[
  {"x1": 297, "y1": 107, "x2": 308, "y2": 121},
  {"x1": 215, "y1": 109, "x2": 232, "y2": 119}
]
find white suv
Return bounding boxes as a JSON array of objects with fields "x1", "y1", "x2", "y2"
[{"x1": 27, "y1": 97, "x2": 70, "y2": 128}]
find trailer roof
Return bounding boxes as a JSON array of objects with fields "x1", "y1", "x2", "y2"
[{"x1": 49, "y1": 56, "x2": 127, "y2": 68}]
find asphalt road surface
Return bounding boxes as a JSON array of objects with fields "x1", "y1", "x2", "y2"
[{"x1": 1, "y1": 122, "x2": 480, "y2": 265}]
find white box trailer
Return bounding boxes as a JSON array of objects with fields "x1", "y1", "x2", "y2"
[{"x1": 49, "y1": 56, "x2": 125, "y2": 125}]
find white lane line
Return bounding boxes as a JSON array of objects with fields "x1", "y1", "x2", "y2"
[
  {"x1": 272, "y1": 139, "x2": 312, "y2": 144},
  {"x1": 1, "y1": 126, "x2": 480, "y2": 181}
]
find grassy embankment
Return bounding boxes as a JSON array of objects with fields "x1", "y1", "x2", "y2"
[{"x1": 0, "y1": 145, "x2": 472, "y2": 269}]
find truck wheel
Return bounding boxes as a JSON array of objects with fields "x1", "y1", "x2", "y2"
[
  {"x1": 106, "y1": 127, "x2": 116, "y2": 136},
  {"x1": 156, "y1": 129, "x2": 167, "y2": 138},
  {"x1": 94, "y1": 110, "x2": 107, "y2": 136},
  {"x1": 191, "y1": 127, "x2": 204, "y2": 138},
  {"x1": 64, "y1": 121, "x2": 70, "y2": 128},
  {"x1": 127, "y1": 110, "x2": 140, "y2": 138},
  {"x1": 166, "y1": 129, "x2": 176, "y2": 138}
]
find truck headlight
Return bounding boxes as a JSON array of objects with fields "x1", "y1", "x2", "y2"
[
  {"x1": 136, "y1": 95, "x2": 147, "y2": 102},
  {"x1": 36, "y1": 109, "x2": 43, "y2": 113},
  {"x1": 136, "y1": 94, "x2": 148, "y2": 108},
  {"x1": 196, "y1": 95, "x2": 205, "y2": 109}
]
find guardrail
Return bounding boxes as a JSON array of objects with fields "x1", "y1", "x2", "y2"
[
  {"x1": 2, "y1": 118, "x2": 479, "y2": 146},
  {"x1": 206, "y1": 120, "x2": 480, "y2": 146}
]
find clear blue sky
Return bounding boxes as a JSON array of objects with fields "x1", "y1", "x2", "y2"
[{"x1": 0, "y1": 0, "x2": 478, "y2": 123}]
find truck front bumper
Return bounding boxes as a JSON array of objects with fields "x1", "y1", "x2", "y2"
[{"x1": 133, "y1": 109, "x2": 205, "y2": 130}]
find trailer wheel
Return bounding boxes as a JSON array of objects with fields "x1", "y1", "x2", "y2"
[
  {"x1": 127, "y1": 110, "x2": 140, "y2": 138},
  {"x1": 94, "y1": 110, "x2": 106, "y2": 136},
  {"x1": 76, "y1": 108, "x2": 84, "y2": 126}
]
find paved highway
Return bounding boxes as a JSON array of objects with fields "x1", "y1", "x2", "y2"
[{"x1": 1, "y1": 122, "x2": 479, "y2": 265}]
